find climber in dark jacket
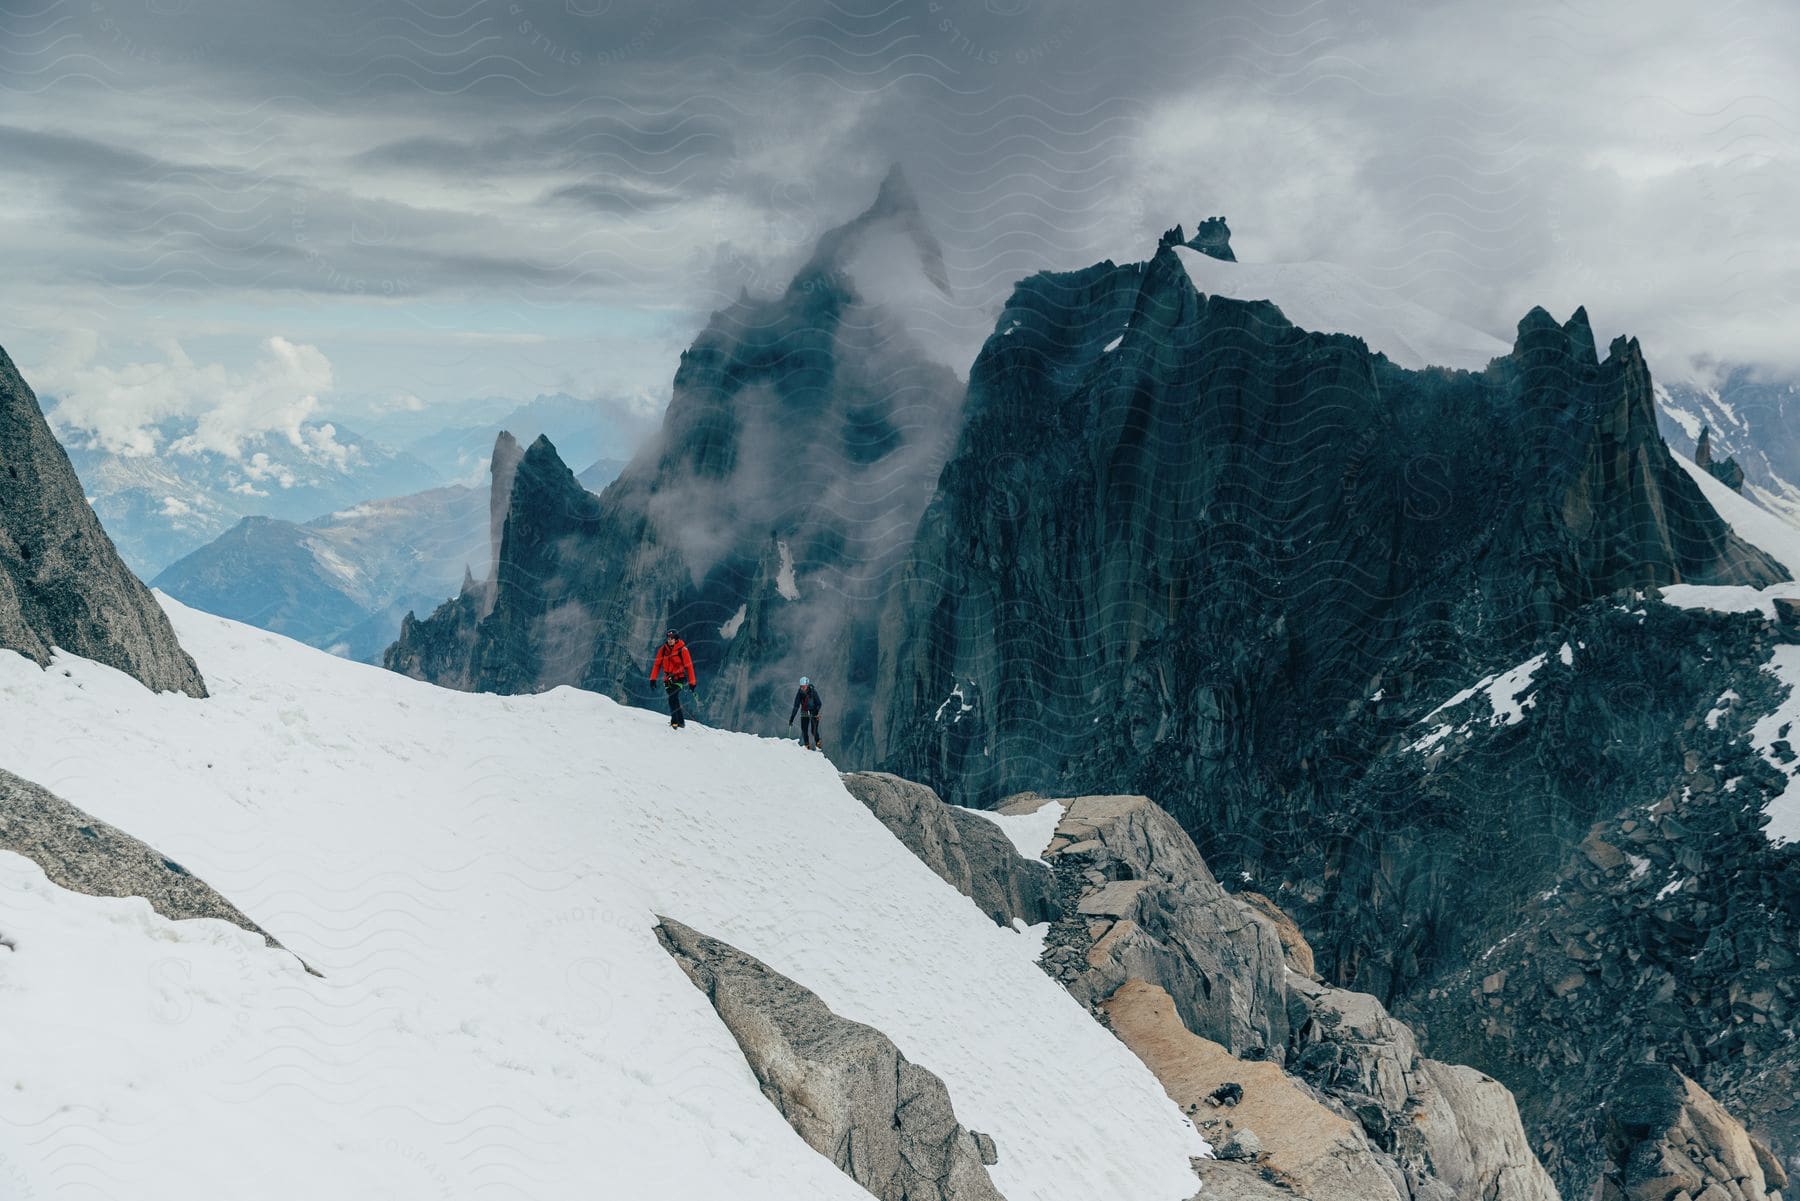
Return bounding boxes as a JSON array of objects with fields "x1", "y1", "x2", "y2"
[
  {"x1": 650, "y1": 629, "x2": 697, "y2": 729},
  {"x1": 788, "y1": 677, "x2": 823, "y2": 750}
]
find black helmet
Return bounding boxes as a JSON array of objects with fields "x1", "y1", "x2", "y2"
[{"x1": 665, "y1": 628, "x2": 679, "y2": 640}]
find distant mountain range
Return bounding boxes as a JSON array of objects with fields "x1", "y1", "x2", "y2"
[
  {"x1": 386, "y1": 392, "x2": 644, "y2": 486},
  {"x1": 1655, "y1": 369, "x2": 1800, "y2": 525},
  {"x1": 58, "y1": 420, "x2": 441, "y2": 579},
  {"x1": 152, "y1": 456, "x2": 623, "y2": 662},
  {"x1": 52, "y1": 394, "x2": 643, "y2": 579}
]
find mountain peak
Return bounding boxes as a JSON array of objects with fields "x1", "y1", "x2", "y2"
[
  {"x1": 1562, "y1": 305, "x2": 1598, "y2": 366},
  {"x1": 794, "y1": 166, "x2": 951, "y2": 299},
  {"x1": 869, "y1": 162, "x2": 920, "y2": 220},
  {"x1": 1157, "y1": 218, "x2": 1235, "y2": 262}
]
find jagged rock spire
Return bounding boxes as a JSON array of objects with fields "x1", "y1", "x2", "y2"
[{"x1": 794, "y1": 164, "x2": 951, "y2": 297}]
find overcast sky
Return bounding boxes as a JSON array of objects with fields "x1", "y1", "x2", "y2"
[{"x1": 3, "y1": 0, "x2": 1798, "y2": 450}]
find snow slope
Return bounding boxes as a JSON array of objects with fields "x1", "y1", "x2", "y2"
[
  {"x1": 1668, "y1": 451, "x2": 1800, "y2": 578},
  {"x1": 1172, "y1": 246, "x2": 1510, "y2": 372},
  {"x1": 0, "y1": 601, "x2": 1207, "y2": 1199}
]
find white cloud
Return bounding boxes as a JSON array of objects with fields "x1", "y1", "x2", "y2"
[
  {"x1": 44, "y1": 335, "x2": 341, "y2": 462},
  {"x1": 1109, "y1": 0, "x2": 1800, "y2": 374},
  {"x1": 242, "y1": 452, "x2": 297, "y2": 489}
]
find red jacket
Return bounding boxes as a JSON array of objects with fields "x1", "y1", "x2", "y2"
[{"x1": 651, "y1": 638, "x2": 696, "y2": 686}]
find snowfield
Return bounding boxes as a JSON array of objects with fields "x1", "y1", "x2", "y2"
[{"x1": 0, "y1": 601, "x2": 1207, "y2": 1200}]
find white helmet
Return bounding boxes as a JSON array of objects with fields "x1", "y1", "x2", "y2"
[{"x1": 799, "y1": 676, "x2": 810, "y2": 686}]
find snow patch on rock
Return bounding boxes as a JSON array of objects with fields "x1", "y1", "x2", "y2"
[
  {"x1": 968, "y1": 800, "x2": 1067, "y2": 862},
  {"x1": 1749, "y1": 645, "x2": 1800, "y2": 845},
  {"x1": 775, "y1": 541, "x2": 800, "y2": 600},
  {"x1": 1408, "y1": 652, "x2": 1548, "y2": 753},
  {"x1": 720, "y1": 604, "x2": 747, "y2": 640}
]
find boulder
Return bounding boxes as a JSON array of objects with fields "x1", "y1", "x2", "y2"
[
  {"x1": 1216, "y1": 1128, "x2": 1264, "y2": 1161},
  {"x1": 1043, "y1": 795, "x2": 1289, "y2": 1061},
  {"x1": 654, "y1": 916, "x2": 1007, "y2": 1201},
  {"x1": 1103, "y1": 978, "x2": 1403, "y2": 1201},
  {"x1": 0, "y1": 344, "x2": 206, "y2": 696},
  {"x1": 840, "y1": 772, "x2": 1059, "y2": 927},
  {"x1": 1596, "y1": 1065, "x2": 1784, "y2": 1201},
  {"x1": 1288, "y1": 975, "x2": 1558, "y2": 1201}
]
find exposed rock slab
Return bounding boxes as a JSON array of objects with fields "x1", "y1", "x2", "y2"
[
  {"x1": 1240, "y1": 890, "x2": 1318, "y2": 979},
  {"x1": 0, "y1": 767, "x2": 301, "y2": 967},
  {"x1": 654, "y1": 916, "x2": 1006, "y2": 1201},
  {"x1": 0, "y1": 343, "x2": 205, "y2": 696},
  {"x1": 1104, "y1": 978, "x2": 1403, "y2": 1201},
  {"x1": 840, "y1": 772, "x2": 1058, "y2": 927},
  {"x1": 856, "y1": 775, "x2": 1560, "y2": 1201}
]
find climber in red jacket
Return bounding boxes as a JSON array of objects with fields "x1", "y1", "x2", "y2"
[{"x1": 650, "y1": 629, "x2": 697, "y2": 729}]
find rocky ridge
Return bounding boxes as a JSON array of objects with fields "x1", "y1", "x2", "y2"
[
  {"x1": 1398, "y1": 598, "x2": 1800, "y2": 1192},
  {"x1": 846, "y1": 770, "x2": 1558, "y2": 1201},
  {"x1": 1, "y1": 343, "x2": 206, "y2": 696}
]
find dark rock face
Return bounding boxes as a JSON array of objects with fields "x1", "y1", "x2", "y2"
[
  {"x1": 1398, "y1": 602, "x2": 1800, "y2": 1194},
  {"x1": 875, "y1": 241, "x2": 1779, "y2": 815},
  {"x1": 0, "y1": 344, "x2": 206, "y2": 696},
  {"x1": 840, "y1": 772, "x2": 1058, "y2": 927},
  {"x1": 858, "y1": 229, "x2": 1788, "y2": 1190},
  {"x1": 1695, "y1": 426, "x2": 1748, "y2": 491},
  {"x1": 0, "y1": 767, "x2": 298, "y2": 964},
  {"x1": 653, "y1": 916, "x2": 1007, "y2": 1201},
  {"x1": 386, "y1": 171, "x2": 964, "y2": 755}
]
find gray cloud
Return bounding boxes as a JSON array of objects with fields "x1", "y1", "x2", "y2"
[{"x1": 2, "y1": 0, "x2": 1798, "y2": 412}]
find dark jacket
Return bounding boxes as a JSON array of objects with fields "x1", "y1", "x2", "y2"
[
  {"x1": 651, "y1": 639, "x2": 696, "y2": 686},
  {"x1": 789, "y1": 684, "x2": 821, "y2": 721}
]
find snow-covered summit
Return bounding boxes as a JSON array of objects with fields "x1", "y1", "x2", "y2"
[{"x1": 0, "y1": 600, "x2": 1206, "y2": 1199}]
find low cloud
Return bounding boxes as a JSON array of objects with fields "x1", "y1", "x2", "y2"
[{"x1": 44, "y1": 334, "x2": 348, "y2": 463}]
